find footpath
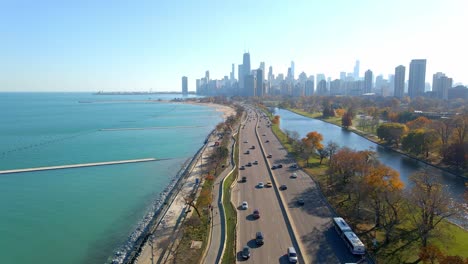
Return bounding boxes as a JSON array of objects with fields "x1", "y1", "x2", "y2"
[{"x1": 202, "y1": 129, "x2": 237, "y2": 264}]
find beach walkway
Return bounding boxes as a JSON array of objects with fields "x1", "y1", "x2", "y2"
[{"x1": 0, "y1": 158, "x2": 157, "y2": 175}]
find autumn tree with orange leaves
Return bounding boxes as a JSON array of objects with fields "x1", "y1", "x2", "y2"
[
  {"x1": 363, "y1": 164, "x2": 404, "y2": 243},
  {"x1": 301, "y1": 131, "x2": 324, "y2": 166},
  {"x1": 272, "y1": 115, "x2": 280, "y2": 125}
]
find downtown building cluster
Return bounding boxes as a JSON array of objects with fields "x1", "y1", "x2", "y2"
[{"x1": 184, "y1": 52, "x2": 467, "y2": 100}]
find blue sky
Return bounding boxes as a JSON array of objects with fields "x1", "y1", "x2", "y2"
[{"x1": 0, "y1": 0, "x2": 466, "y2": 92}]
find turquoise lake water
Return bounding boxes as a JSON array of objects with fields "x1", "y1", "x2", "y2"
[{"x1": 0, "y1": 93, "x2": 222, "y2": 264}]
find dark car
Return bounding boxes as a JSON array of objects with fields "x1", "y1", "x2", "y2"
[
  {"x1": 267, "y1": 154, "x2": 272, "y2": 158},
  {"x1": 245, "y1": 150, "x2": 250, "y2": 154},
  {"x1": 242, "y1": 246, "x2": 250, "y2": 259},
  {"x1": 240, "y1": 166, "x2": 245, "y2": 170},
  {"x1": 280, "y1": 184, "x2": 287, "y2": 190},
  {"x1": 265, "y1": 140, "x2": 270, "y2": 143},
  {"x1": 297, "y1": 199, "x2": 305, "y2": 206},
  {"x1": 277, "y1": 164, "x2": 283, "y2": 168},
  {"x1": 253, "y1": 209, "x2": 260, "y2": 219},
  {"x1": 289, "y1": 164, "x2": 298, "y2": 169},
  {"x1": 241, "y1": 176, "x2": 247, "y2": 182},
  {"x1": 246, "y1": 162, "x2": 252, "y2": 167},
  {"x1": 251, "y1": 145, "x2": 255, "y2": 149},
  {"x1": 271, "y1": 165, "x2": 277, "y2": 170},
  {"x1": 255, "y1": 232, "x2": 264, "y2": 245}
]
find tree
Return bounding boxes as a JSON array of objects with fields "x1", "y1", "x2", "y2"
[
  {"x1": 407, "y1": 169, "x2": 458, "y2": 247},
  {"x1": 442, "y1": 142, "x2": 467, "y2": 168},
  {"x1": 406, "y1": 116, "x2": 432, "y2": 130},
  {"x1": 325, "y1": 141, "x2": 339, "y2": 165},
  {"x1": 272, "y1": 115, "x2": 280, "y2": 125},
  {"x1": 377, "y1": 122, "x2": 408, "y2": 146},
  {"x1": 317, "y1": 148, "x2": 329, "y2": 165},
  {"x1": 431, "y1": 119, "x2": 453, "y2": 155},
  {"x1": 341, "y1": 111, "x2": 353, "y2": 128},
  {"x1": 452, "y1": 115, "x2": 468, "y2": 145},
  {"x1": 401, "y1": 129, "x2": 439, "y2": 157},
  {"x1": 301, "y1": 131, "x2": 324, "y2": 166},
  {"x1": 363, "y1": 164, "x2": 404, "y2": 243}
]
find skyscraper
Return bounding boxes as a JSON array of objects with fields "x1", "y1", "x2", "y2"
[
  {"x1": 230, "y1": 64, "x2": 235, "y2": 82},
  {"x1": 243, "y1": 52, "x2": 251, "y2": 78},
  {"x1": 305, "y1": 79, "x2": 314, "y2": 96},
  {"x1": 256, "y1": 69, "x2": 263, "y2": 97},
  {"x1": 364, "y1": 70, "x2": 373, "y2": 94},
  {"x1": 182, "y1": 76, "x2": 188, "y2": 95},
  {"x1": 353, "y1": 60, "x2": 360, "y2": 79},
  {"x1": 408, "y1": 59, "x2": 427, "y2": 99},
  {"x1": 238, "y1": 64, "x2": 244, "y2": 91},
  {"x1": 291, "y1": 61, "x2": 295, "y2": 80},
  {"x1": 432, "y1": 72, "x2": 452, "y2": 100},
  {"x1": 394, "y1": 65, "x2": 406, "y2": 99}
]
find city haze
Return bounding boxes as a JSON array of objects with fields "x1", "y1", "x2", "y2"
[{"x1": 1, "y1": 0, "x2": 467, "y2": 92}]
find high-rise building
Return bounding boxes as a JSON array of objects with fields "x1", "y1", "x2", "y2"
[
  {"x1": 268, "y1": 66, "x2": 273, "y2": 82},
  {"x1": 205, "y1": 71, "x2": 210, "y2": 81},
  {"x1": 243, "y1": 52, "x2": 251, "y2": 78},
  {"x1": 364, "y1": 70, "x2": 373, "y2": 94},
  {"x1": 340, "y1": 72, "x2": 346, "y2": 80},
  {"x1": 305, "y1": 79, "x2": 314, "y2": 96},
  {"x1": 238, "y1": 64, "x2": 244, "y2": 91},
  {"x1": 245, "y1": 74, "x2": 256, "y2": 97},
  {"x1": 316, "y1": 74, "x2": 326, "y2": 86},
  {"x1": 317, "y1": 79, "x2": 327, "y2": 95},
  {"x1": 394, "y1": 65, "x2": 405, "y2": 99},
  {"x1": 432, "y1": 72, "x2": 452, "y2": 100},
  {"x1": 353, "y1": 60, "x2": 360, "y2": 79},
  {"x1": 230, "y1": 64, "x2": 235, "y2": 82},
  {"x1": 291, "y1": 61, "x2": 295, "y2": 80},
  {"x1": 181, "y1": 76, "x2": 188, "y2": 95},
  {"x1": 196, "y1": 79, "x2": 200, "y2": 94},
  {"x1": 256, "y1": 69, "x2": 263, "y2": 97},
  {"x1": 408, "y1": 59, "x2": 427, "y2": 98}
]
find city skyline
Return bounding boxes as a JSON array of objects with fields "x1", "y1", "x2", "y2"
[{"x1": 1, "y1": 0, "x2": 467, "y2": 92}]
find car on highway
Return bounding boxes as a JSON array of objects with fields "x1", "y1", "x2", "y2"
[
  {"x1": 246, "y1": 162, "x2": 252, "y2": 167},
  {"x1": 240, "y1": 166, "x2": 245, "y2": 170},
  {"x1": 241, "y1": 201, "x2": 248, "y2": 210},
  {"x1": 279, "y1": 184, "x2": 287, "y2": 190},
  {"x1": 242, "y1": 246, "x2": 251, "y2": 259},
  {"x1": 265, "y1": 182, "x2": 272, "y2": 188},
  {"x1": 267, "y1": 154, "x2": 272, "y2": 158},
  {"x1": 241, "y1": 176, "x2": 247, "y2": 182},
  {"x1": 297, "y1": 199, "x2": 305, "y2": 206},
  {"x1": 271, "y1": 165, "x2": 277, "y2": 170},
  {"x1": 290, "y1": 164, "x2": 298, "y2": 169},
  {"x1": 262, "y1": 134, "x2": 266, "y2": 136},
  {"x1": 253, "y1": 160, "x2": 258, "y2": 165},
  {"x1": 265, "y1": 140, "x2": 269, "y2": 143},
  {"x1": 251, "y1": 145, "x2": 255, "y2": 149},
  {"x1": 253, "y1": 209, "x2": 260, "y2": 219},
  {"x1": 291, "y1": 173, "x2": 297, "y2": 178},
  {"x1": 277, "y1": 164, "x2": 283, "y2": 168},
  {"x1": 258, "y1": 182, "x2": 264, "y2": 188},
  {"x1": 245, "y1": 150, "x2": 250, "y2": 154},
  {"x1": 287, "y1": 247, "x2": 298, "y2": 263},
  {"x1": 255, "y1": 232, "x2": 264, "y2": 245}
]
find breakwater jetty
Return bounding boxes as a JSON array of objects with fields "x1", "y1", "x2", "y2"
[{"x1": 0, "y1": 158, "x2": 157, "y2": 175}]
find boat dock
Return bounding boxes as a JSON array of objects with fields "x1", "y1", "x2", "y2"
[{"x1": 0, "y1": 158, "x2": 157, "y2": 175}]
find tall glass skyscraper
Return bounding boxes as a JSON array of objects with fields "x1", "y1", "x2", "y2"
[{"x1": 408, "y1": 59, "x2": 427, "y2": 99}]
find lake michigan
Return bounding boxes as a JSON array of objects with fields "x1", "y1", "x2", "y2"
[{"x1": 0, "y1": 93, "x2": 223, "y2": 264}]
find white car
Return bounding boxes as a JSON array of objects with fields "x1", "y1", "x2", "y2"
[
  {"x1": 241, "y1": 201, "x2": 248, "y2": 210},
  {"x1": 258, "y1": 182, "x2": 264, "y2": 188},
  {"x1": 291, "y1": 173, "x2": 297, "y2": 178}
]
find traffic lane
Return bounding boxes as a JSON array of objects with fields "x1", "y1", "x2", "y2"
[
  {"x1": 237, "y1": 116, "x2": 294, "y2": 263},
  {"x1": 261, "y1": 129, "x2": 362, "y2": 263}
]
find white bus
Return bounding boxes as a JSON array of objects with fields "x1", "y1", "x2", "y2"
[{"x1": 332, "y1": 217, "x2": 366, "y2": 255}]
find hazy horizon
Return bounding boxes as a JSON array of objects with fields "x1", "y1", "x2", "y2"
[{"x1": 1, "y1": 0, "x2": 467, "y2": 92}]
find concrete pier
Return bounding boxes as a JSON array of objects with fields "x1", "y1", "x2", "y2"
[{"x1": 0, "y1": 158, "x2": 157, "y2": 175}]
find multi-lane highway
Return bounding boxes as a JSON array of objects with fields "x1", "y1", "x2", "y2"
[
  {"x1": 235, "y1": 108, "x2": 300, "y2": 263},
  {"x1": 235, "y1": 106, "x2": 363, "y2": 263}
]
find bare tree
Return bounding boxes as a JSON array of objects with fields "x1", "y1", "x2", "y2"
[{"x1": 407, "y1": 169, "x2": 458, "y2": 247}]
